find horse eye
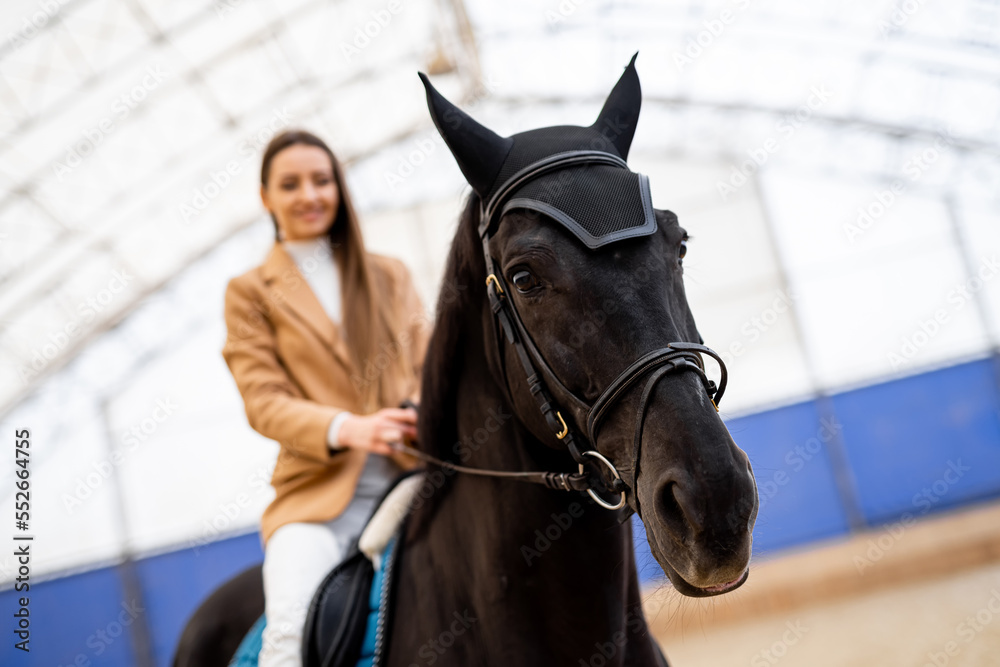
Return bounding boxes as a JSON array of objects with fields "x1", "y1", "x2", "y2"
[
  {"x1": 511, "y1": 270, "x2": 538, "y2": 293},
  {"x1": 678, "y1": 241, "x2": 688, "y2": 262}
]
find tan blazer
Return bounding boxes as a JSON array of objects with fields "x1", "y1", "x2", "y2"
[{"x1": 222, "y1": 242, "x2": 429, "y2": 546}]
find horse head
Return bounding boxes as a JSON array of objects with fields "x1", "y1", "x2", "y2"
[{"x1": 420, "y1": 54, "x2": 758, "y2": 597}]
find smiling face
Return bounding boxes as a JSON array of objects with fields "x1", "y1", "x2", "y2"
[
  {"x1": 488, "y1": 207, "x2": 759, "y2": 597},
  {"x1": 260, "y1": 144, "x2": 340, "y2": 240}
]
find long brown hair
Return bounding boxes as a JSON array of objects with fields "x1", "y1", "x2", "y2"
[{"x1": 260, "y1": 129, "x2": 411, "y2": 413}]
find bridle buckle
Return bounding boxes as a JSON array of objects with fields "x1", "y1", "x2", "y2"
[
  {"x1": 554, "y1": 411, "x2": 569, "y2": 439},
  {"x1": 485, "y1": 274, "x2": 504, "y2": 298}
]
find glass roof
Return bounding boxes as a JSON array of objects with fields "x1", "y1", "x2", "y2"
[{"x1": 0, "y1": 0, "x2": 998, "y2": 580}]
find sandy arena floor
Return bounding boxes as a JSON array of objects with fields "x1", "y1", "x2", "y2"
[{"x1": 654, "y1": 561, "x2": 1000, "y2": 667}]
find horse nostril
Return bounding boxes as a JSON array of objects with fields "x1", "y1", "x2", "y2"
[{"x1": 654, "y1": 481, "x2": 697, "y2": 545}]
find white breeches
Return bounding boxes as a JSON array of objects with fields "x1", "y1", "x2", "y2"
[{"x1": 258, "y1": 496, "x2": 379, "y2": 667}]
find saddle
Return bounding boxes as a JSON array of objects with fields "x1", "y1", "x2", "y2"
[
  {"x1": 228, "y1": 471, "x2": 424, "y2": 667},
  {"x1": 302, "y1": 470, "x2": 423, "y2": 667},
  {"x1": 301, "y1": 532, "x2": 397, "y2": 667}
]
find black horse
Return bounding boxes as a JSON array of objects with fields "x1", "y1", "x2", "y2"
[{"x1": 175, "y1": 55, "x2": 758, "y2": 667}]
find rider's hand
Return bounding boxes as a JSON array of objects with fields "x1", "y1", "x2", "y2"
[{"x1": 336, "y1": 407, "x2": 417, "y2": 456}]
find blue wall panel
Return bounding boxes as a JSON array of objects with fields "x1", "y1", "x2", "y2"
[
  {"x1": 0, "y1": 565, "x2": 136, "y2": 667},
  {"x1": 136, "y1": 532, "x2": 263, "y2": 667},
  {"x1": 0, "y1": 533, "x2": 263, "y2": 667},
  {"x1": 632, "y1": 514, "x2": 661, "y2": 584},
  {"x1": 832, "y1": 358, "x2": 1000, "y2": 525},
  {"x1": 726, "y1": 400, "x2": 853, "y2": 555}
]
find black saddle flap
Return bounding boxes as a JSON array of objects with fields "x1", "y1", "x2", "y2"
[{"x1": 301, "y1": 543, "x2": 374, "y2": 667}]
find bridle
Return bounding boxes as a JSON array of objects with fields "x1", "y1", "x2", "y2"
[{"x1": 395, "y1": 152, "x2": 728, "y2": 512}]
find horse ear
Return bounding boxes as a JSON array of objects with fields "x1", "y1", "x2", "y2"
[
  {"x1": 591, "y1": 52, "x2": 641, "y2": 160},
  {"x1": 418, "y1": 72, "x2": 513, "y2": 198}
]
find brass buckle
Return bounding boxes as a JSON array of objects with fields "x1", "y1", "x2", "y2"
[
  {"x1": 554, "y1": 411, "x2": 569, "y2": 439},
  {"x1": 485, "y1": 274, "x2": 504, "y2": 297}
]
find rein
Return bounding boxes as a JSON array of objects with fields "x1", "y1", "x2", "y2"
[{"x1": 389, "y1": 440, "x2": 597, "y2": 493}]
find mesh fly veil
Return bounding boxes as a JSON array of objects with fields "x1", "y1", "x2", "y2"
[{"x1": 418, "y1": 53, "x2": 656, "y2": 249}]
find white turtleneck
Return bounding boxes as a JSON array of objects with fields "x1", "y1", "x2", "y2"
[
  {"x1": 281, "y1": 236, "x2": 351, "y2": 450},
  {"x1": 282, "y1": 236, "x2": 341, "y2": 325}
]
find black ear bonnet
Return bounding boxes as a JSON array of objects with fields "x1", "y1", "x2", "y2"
[{"x1": 419, "y1": 53, "x2": 656, "y2": 249}]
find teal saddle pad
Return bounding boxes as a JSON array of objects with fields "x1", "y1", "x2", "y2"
[
  {"x1": 229, "y1": 613, "x2": 267, "y2": 666},
  {"x1": 228, "y1": 537, "x2": 395, "y2": 667}
]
